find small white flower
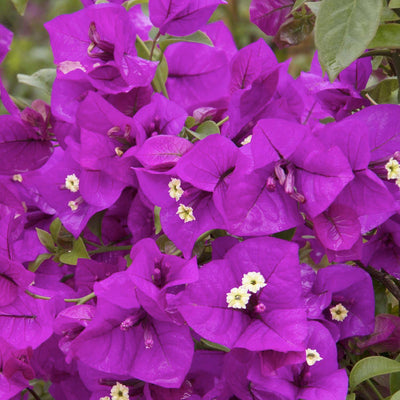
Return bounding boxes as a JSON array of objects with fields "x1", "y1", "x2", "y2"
[
  {"x1": 329, "y1": 303, "x2": 349, "y2": 322},
  {"x1": 65, "y1": 173, "x2": 80, "y2": 193},
  {"x1": 226, "y1": 286, "x2": 251, "y2": 309},
  {"x1": 305, "y1": 348, "x2": 323, "y2": 366},
  {"x1": 100, "y1": 397, "x2": 111, "y2": 400},
  {"x1": 241, "y1": 271, "x2": 267, "y2": 293},
  {"x1": 110, "y1": 382, "x2": 129, "y2": 400},
  {"x1": 12, "y1": 174, "x2": 23, "y2": 182},
  {"x1": 385, "y1": 157, "x2": 400, "y2": 180},
  {"x1": 115, "y1": 147, "x2": 124, "y2": 157},
  {"x1": 240, "y1": 135, "x2": 252, "y2": 145},
  {"x1": 176, "y1": 204, "x2": 195, "y2": 223},
  {"x1": 68, "y1": 200, "x2": 79, "y2": 211},
  {"x1": 168, "y1": 178, "x2": 184, "y2": 201}
]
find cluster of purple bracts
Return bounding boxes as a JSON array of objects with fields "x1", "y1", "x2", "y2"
[{"x1": 0, "y1": 0, "x2": 399, "y2": 398}]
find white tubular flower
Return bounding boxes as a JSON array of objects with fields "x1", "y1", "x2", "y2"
[
  {"x1": 176, "y1": 204, "x2": 195, "y2": 222},
  {"x1": 168, "y1": 178, "x2": 184, "y2": 201},
  {"x1": 329, "y1": 303, "x2": 349, "y2": 322},
  {"x1": 65, "y1": 173, "x2": 80, "y2": 192},
  {"x1": 241, "y1": 271, "x2": 267, "y2": 293},
  {"x1": 385, "y1": 157, "x2": 400, "y2": 180},
  {"x1": 226, "y1": 286, "x2": 251, "y2": 309},
  {"x1": 110, "y1": 382, "x2": 130, "y2": 400},
  {"x1": 305, "y1": 348, "x2": 323, "y2": 366},
  {"x1": 240, "y1": 135, "x2": 252, "y2": 145}
]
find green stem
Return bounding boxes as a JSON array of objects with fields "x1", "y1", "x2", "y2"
[
  {"x1": 150, "y1": 30, "x2": 161, "y2": 61},
  {"x1": 83, "y1": 239, "x2": 101, "y2": 248},
  {"x1": 216, "y1": 116, "x2": 229, "y2": 127},
  {"x1": 25, "y1": 290, "x2": 51, "y2": 300},
  {"x1": 89, "y1": 245, "x2": 132, "y2": 255},
  {"x1": 64, "y1": 292, "x2": 96, "y2": 305},
  {"x1": 390, "y1": 50, "x2": 400, "y2": 103},
  {"x1": 358, "y1": 50, "x2": 392, "y2": 59}
]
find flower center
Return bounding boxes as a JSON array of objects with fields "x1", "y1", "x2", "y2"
[
  {"x1": 305, "y1": 348, "x2": 323, "y2": 366},
  {"x1": 176, "y1": 204, "x2": 195, "y2": 223},
  {"x1": 329, "y1": 303, "x2": 349, "y2": 322},
  {"x1": 168, "y1": 178, "x2": 184, "y2": 201}
]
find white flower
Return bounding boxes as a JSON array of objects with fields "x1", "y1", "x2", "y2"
[
  {"x1": 168, "y1": 178, "x2": 184, "y2": 201},
  {"x1": 305, "y1": 348, "x2": 323, "y2": 366},
  {"x1": 226, "y1": 286, "x2": 251, "y2": 309},
  {"x1": 329, "y1": 303, "x2": 349, "y2": 322},
  {"x1": 240, "y1": 135, "x2": 252, "y2": 145},
  {"x1": 68, "y1": 200, "x2": 79, "y2": 211},
  {"x1": 99, "y1": 397, "x2": 111, "y2": 400},
  {"x1": 241, "y1": 271, "x2": 266, "y2": 293},
  {"x1": 385, "y1": 157, "x2": 400, "y2": 180},
  {"x1": 110, "y1": 382, "x2": 129, "y2": 400},
  {"x1": 65, "y1": 173, "x2": 80, "y2": 193},
  {"x1": 12, "y1": 174, "x2": 22, "y2": 182},
  {"x1": 176, "y1": 204, "x2": 195, "y2": 222}
]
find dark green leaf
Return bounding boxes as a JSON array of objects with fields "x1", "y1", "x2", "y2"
[
  {"x1": 350, "y1": 356, "x2": 400, "y2": 390},
  {"x1": 154, "y1": 206, "x2": 162, "y2": 235},
  {"x1": 346, "y1": 394, "x2": 356, "y2": 400},
  {"x1": 17, "y1": 68, "x2": 56, "y2": 95},
  {"x1": 10, "y1": 0, "x2": 28, "y2": 15},
  {"x1": 272, "y1": 228, "x2": 296, "y2": 241},
  {"x1": 363, "y1": 78, "x2": 399, "y2": 104},
  {"x1": 28, "y1": 253, "x2": 52, "y2": 272},
  {"x1": 158, "y1": 31, "x2": 213, "y2": 52},
  {"x1": 59, "y1": 237, "x2": 90, "y2": 265},
  {"x1": 373, "y1": 280, "x2": 388, "y2": 315},
  {"x1": 200, "y1": 338, "x2": 230, "y2": 352},
  {"x1": 369, "y1": 24, "x2": 400, "y2": 48},
  {"x1": 87, "y1": 210, "x2": 106, "y2": 242},
  {"x1": 36, "y1": 228, "x2": 56, "y2": 252},
  {"x1": 275, "y1": 15, "x2": 315, "y2": 47},
  {"x1": 390, "y1": 354, "x2": 400, "y2": 394},
  {"x1": 315, "y1": 0, "x2": 382, "y2": 80}
]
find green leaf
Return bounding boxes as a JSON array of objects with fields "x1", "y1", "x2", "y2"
[
  {"x1": 272, "y1": 228, "x2": 296, "y2": 241},
  {"x1": 158, "y1": 31, "x2": 213, "y2": 52},
  {"x1": 10, "y1": 0, "x2": 29, "y2": 15},
  {"x1": 373, "y1": 280, "x2": 389, "y2": 314},
  {"x1": 315, "y1": 0, "x2": 383, "y2": 80},
  {"x1": 123, "y1": 0, "x2": 148, "y2": 10},
  {"x1": 135, "y1": 36, "x2": 169, "y2": 98},
  {"x1": 305, "y1": 1, "x2": 321, "y2": 15},
  {"x1": 199, "y1": 338, "x2": 230, "y2": 352},
  {"x1": 390, "y1": 354, "x2": 400, "y2": 394},
  {"x1": 350, "y1": 356, "x2": 400, "y2": 390},
  {"x1": 363, "y1": 78, "x2": 399, "y2": 104},
  {"x1": 389, "y1": 0, "x2": 400, "y2": 8},
  {"x1": 154, "y1": 206, "x2": 162, "y2": 235},
  {"x1": 392, "y1": 390, "x2": 400, "y2": 400},
  {"x1": 346, "y1": 394, "x2": 356, "y2": 400},
  {"x1": 185, "y1": 116, "x2": 197, "y2": 129},
  {"x1": 191, "y1": 120, "x2": 220, "y2": 140},
  {"x1": 17, "y1": 68, "x2": 56, "y2": 95},
  {"x1": 292, "y1": 0, "x2": 308, "y2": 11},
  {"x1": 87, "y1": 211, "x2": 106, "y2": 242},
  {"x1": 372, "y1": 55, "x2": 384, "y2": 69},
  {"x1": 59, "y1": 237, "x2": 90, "y2": 265},
  {"x1": 36, "y1": 228, "x2": 56, "y2": 252},
  {"x1": 381, "y1": 7, "x2": 400, "y2": 22},
  {"x1": 369, "y1": 24, "x2": 400, "y2": 48},
  {"x1": 28, "y1": 253, "x2": 52, "y2": 272},
  {"x1": 49, "y1": 218, "x2": 62, "y2": 242}
]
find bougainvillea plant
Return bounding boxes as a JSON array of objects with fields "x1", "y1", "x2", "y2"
[{"x1": 2, "y1": 0, "x2": 400, "y2": 398}]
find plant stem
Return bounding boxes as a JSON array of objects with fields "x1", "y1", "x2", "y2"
[
  {"x1": 89, "y1": 245, "x2": 132, "y2": 255},
  {"x1": 355, "y1": 261, "x2": 400, "y2": 304},
  {"x1": 64, "y1": 291, "x2": 95, "y2": 305},
  {"x1": 366, "y1": 379, "x2": 384, "y2": 400},
  {"x1": 26, "y1": 387, "x2": 41, "y2": 400},
  {"x1": 216, "y1": 116, "x2": 229, "y2": 127},
  {"x1": 25, "y1": 290, "x2": 51, "y2": 300},
  {"x1": 150, "y1": 30, "x2": 161, "y2": 61},
  {"x1": 359, "y1": 50, "x2": 392, "y2": 59}
]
